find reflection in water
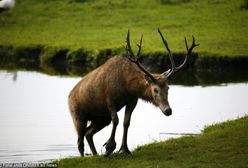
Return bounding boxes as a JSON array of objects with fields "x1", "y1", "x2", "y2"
[
  {"x1": 1, "y1": 71, "x2": 18, "y2": 82},
  {"x1": 0, "y1": 70, "x2": 247, "y2": 163},
  {"x1": 12, "y1": 71, "x2": 18, "y2": 82},
  {"x1": 1, "y1": 62, "x2": 248, "y2": 86}
]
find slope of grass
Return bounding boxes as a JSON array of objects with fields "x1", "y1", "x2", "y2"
[
  {"x1": 0, "y1": 0, "x2": 248, "y2": 57},
  {"x1": 56, "y1": 116, "x2": 248, "y2": 168}
]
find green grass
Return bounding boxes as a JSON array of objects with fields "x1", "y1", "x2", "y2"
[
  {"x1": 0, "y1": 0, "x2": 248, "y2": 57},
  {"x1": 56, "y1": 116, "x2": 248, "y2": 168}
]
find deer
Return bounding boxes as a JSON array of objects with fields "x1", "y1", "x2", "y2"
[{"x1": 68, "y1": 29, "x2": 199, "y2": 156}]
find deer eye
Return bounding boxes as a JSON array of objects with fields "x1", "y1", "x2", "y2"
[{"x1": 154, "y1": 88, "x2": 158, "y2": 93}]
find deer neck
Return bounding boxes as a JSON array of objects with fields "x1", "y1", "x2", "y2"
[
  {"x1": 140, "y1": 81, "x2": 153, "y2": 102},
  {"x1": 127, "y1": 74, "x2": 154, "y2": 103}
]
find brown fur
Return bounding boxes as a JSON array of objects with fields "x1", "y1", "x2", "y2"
[{"x1": 68, "y1": 56, "x2": 169, "y2": 156}]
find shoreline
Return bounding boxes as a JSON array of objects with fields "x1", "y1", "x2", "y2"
[
  {"x1": 1, "y1": 44, "x2": 248, "y2": 70},
  {"x1": 55, "y1": 116, "x2": 248, "y2": 168},
  {"x1": 0, "y1": 44, "x2": 248, "y2": 86}
]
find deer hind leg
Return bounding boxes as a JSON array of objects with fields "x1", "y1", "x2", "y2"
[
  {"x1": 69, "y1": 105, "x2": 88, "y2": 156},
  {"x1": 85, "y1": 116, "x2": 111, "y2": 156},
  {"x1": 104, "y1": 105, "x2": 119, "y2": 156},
  {"x1": 75, "y1": 116, "x2": 87, "y2": 156}
]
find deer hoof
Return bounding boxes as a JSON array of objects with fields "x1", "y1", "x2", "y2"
[
  {"x1": 119, "y1": 146, "x2": 132, "y2": 155},
  {"x1": 103, "y1": 140, "x2": 116, "y2": 156}
]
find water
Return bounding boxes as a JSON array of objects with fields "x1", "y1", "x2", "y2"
[{"x1": 0, "y1": 70, "x2": 247, "y2": 163}]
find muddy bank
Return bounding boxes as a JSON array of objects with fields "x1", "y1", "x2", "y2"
[{"x1": 0, "y1": 45, "x2": 248, "y2": 85}]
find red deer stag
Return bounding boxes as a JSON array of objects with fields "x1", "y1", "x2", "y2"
[{"x1": 68, "y1": 29, "x2": 199, "y2": 156}]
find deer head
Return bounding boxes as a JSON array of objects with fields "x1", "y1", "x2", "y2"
[{"x1": 125, "y1": 29, "x2": 199, "y2": 116}]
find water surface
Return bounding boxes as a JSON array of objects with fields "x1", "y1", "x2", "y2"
[{"x1": 0, "y1": 71, "x2": 247, "y2": 163}]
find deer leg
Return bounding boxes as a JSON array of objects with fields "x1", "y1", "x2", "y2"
[
  {"x1": 119, "y1": 99, "x2": 137, "y2": 154},
  {"x1": 85, "y1": 124, "x2": 97, "y2": 155},
  {"x1": 76, "y1": 117, "x2": 87, "y2": 156},
  {"x1": 104, "y1": 105, "x2": 119, "y2": 156},
  {"x1": 85, "y1": 117, "x2": 111, "y2": 156},
  {"x1": 69, "y1": 103, "x2": 88, "y2": 157}
]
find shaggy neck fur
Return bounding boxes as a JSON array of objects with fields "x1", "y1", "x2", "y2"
[
  {"x1": 134, "y1": 77, "x2": 156, "y2": 106},
  {"x1": 141, "y1": 83, "x2": 153, "y2": 102}
]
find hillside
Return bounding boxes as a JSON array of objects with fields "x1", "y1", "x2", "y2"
[{"x1": 0, "y1": 0, "x2": 248, "y2": 57}]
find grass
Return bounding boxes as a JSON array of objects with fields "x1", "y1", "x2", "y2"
[
  {"x1": 0, "y1": 0, "x2": 248, "y2": 57},
  {"x1": 55, "y1": 116, "x2": 248, "y2": 168}
]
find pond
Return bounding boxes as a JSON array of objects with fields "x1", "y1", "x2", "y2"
[{"x1": 0, "y1": 70, "x2": 247, "y2": 163}]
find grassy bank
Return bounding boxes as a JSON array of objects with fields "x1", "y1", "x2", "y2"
[
  {"x1": 55, "y1": 116, "x2": 248, "y2": 168},
  {"x1": 0, "y1": 0, "x2": 248, "y2": 57}
]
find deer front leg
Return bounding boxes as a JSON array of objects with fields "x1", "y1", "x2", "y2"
[
  {"x1": 119, "y1": 99, "x2": 137, "y2": 154},
  {"x1": 104, "y1": 105, "x2": 119, "y2": 156}
]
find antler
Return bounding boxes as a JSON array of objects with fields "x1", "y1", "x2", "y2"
[
  {"x1": 158, "y1": 28, "x2": 175, "y2": 78},
  {"x1": 126, "y1": 30, "x2": 156, "y2": 83},
  {"x1": 158, "y1": 28, "x2": 199, "y2": 78}
]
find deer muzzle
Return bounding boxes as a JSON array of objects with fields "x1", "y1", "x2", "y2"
[{"x1": 163, "y1": 108, "x2": 172, "y2": 116}]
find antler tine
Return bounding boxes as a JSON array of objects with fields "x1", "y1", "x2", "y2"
[
  {"x1": 185, "y1": 37, "x2": 189, "y2": 51},
  {"x1": 126, "y1": 29, "x2": 136, "y2": 62},
  {"x1": 158, "y1": 28, "x2": 176, "y2": 78},
  {"x1": 174, "y1": 36, "x2": 200, "y2": 72},
  {"x1": 188, "y1": 36, "x2": 200, "y2": 53},
  {"x1": 125, "y1": 30, "x2": 156, "y2": 83},
  {"x1": 137, "y1": 34, "x2": 143, "y2": 57},
  {"x1": 173, "y1": 37, "x2": 189, "y2": 72}
]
